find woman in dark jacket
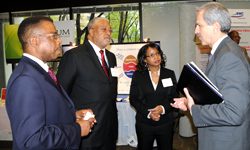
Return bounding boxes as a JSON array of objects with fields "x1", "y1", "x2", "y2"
[{"x1": 129, "y1": 42, "x2": 179, "y2": 150}]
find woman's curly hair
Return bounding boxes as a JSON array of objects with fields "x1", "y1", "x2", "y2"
[{"x1": 136, "y1": 42, "x2": 166, "y2": 73}]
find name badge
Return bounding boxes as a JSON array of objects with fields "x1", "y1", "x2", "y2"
[
  {"x1": 111, "y1": 67, "x2": 119, "y2": 77},
  {"x1": 162, "y1": 78, "x2": 173, "y2": 88}
]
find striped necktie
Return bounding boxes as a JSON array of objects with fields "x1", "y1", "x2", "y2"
[{"x1": 99, "y1": 50, "x2": 109, "y2": 79}]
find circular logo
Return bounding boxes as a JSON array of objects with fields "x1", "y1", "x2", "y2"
[{"x1": 123, "y1": 55, "x2": 138, "y2": 78}]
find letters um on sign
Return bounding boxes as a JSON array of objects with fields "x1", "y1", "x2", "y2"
[{"x1": 57, "y1": 29, "x2": 70, "y2": 36}]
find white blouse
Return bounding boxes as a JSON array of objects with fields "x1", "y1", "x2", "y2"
[{"x1": 148, "y1": 67, "x2": 160, "y2": 91}]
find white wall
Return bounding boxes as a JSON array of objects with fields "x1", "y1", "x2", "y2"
[{"x1": 142, "y1": 2, "x2": 180, "y2": 78}]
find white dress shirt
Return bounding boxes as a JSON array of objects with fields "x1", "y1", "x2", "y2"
[
  {"x1": 88, "y1": 40, "x2": 109, "y2": 67},
  {"x1": 23, "y1": 53, "x2": 49, "y2": 72},
  {"x1": 210, "y1": 35, "x2": 228, "y2": 57}
]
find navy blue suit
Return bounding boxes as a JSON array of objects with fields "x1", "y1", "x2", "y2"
[{"x1": 6, "y1": 56, "x2": 81, "y2": 150}]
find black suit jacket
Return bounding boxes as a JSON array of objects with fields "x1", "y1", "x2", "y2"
[
  {"x1": 57, "y1": 41, "x2": 118, "y2": 147},
  {"x1": 129, "y1": 68, "x2": 179, "y2": 126}
]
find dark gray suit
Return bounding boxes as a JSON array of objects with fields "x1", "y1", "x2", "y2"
[
  {"x1": 192, "y1": 36, "x2": 250, "y2": 150},
  {"x1": 57, "y1": 41, "x2": 118, "y2": 149}
]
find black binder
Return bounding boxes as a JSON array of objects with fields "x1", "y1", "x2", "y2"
[{"x1": 177, "y1": 62, "x2": 223, "y2": 105}]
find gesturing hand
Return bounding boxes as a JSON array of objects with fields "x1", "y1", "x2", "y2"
[{"x1": 170, "y1": 88, "x2": 195, "y2": 111}]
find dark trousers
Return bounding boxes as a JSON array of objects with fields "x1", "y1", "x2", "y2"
[
  {"x1": 80, "y1": 114, "x2": 117, "y2": 150},
  {"x1": 80, "y1": 136, "x2": 116, "y2": 150},
  {"x1": 136, "y1": 122, "x2": 174, "y2": 150}
]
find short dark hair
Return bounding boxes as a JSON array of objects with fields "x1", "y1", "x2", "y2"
[
  {"x1": 18, "y1": 16, "x2": 53, "y2": 50},
  {"x1": 136, "y1": 42, "x2": 166, "y2": 73},
  {"x1": 228, "y1": 30, "x2": 238, "y2": 38}
]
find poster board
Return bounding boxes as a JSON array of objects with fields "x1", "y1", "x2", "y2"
[
  {"x1": 107, "y1": 42, "x2": 160, "y2": 94},
  {"x1": 228, "y1": 9, "x2": 250, "y2": 27}
]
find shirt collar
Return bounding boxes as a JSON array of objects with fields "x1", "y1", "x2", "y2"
[
  {"x1": 210, "y1": 35, "x2": 228, "y2": 55},
  {"x1": 88, "y1": 40, "x2": 106, "y2": 56},
  {"x1": 23, "y1": 53, "x2": 49, "y2": 72}
]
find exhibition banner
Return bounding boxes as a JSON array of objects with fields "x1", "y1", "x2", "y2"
[
  {"x1": 54, "y1": 20, "x2": 75, "y2": 45},
  {"x1": 107, "y1": 43, "x2": 148, "y2": 94},
  {"x1": 228, "y1": 9, "x2": 250, "y2": 26}
]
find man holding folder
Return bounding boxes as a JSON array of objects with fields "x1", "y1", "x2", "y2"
[{"x1": 171, "y1": 2, "x2": 250, "y2": 150}]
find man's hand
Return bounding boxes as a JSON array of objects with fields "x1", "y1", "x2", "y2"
[
  {"x1": 75, "y1": 109, "x2": 93, "y2": 120},
  {"x1": 76, "y1": 118, "x2": 96, "y2": 137},
  {"x1": 170, "y1": 88, "x2": 195, "y2": 111},
  {"x1": 170, "y1": 97, "x2": 188, "y2": 111}
]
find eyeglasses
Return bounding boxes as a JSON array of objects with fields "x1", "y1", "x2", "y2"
[
  {"x1": 232, "y1": 36, "x2": 241, "y2": 39},
  {"x1": 36, "y1": 33, "x2": 60, "y2": 40},
  {"x1": 146, "y1": 52, "x2": 160, "y2": 58}
]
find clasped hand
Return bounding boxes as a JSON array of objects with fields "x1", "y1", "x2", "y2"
[
  {"x1": 75, "y1": 109, "x2": 97, "y2": 137},
  {"x1": 149, "y1": 105, "x2": 163, "y2": 121}
]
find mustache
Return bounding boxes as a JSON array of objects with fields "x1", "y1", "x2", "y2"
[
  {"x1": 104, "y1": 35, "x2": 111, "y2": 39},
  {"x1": 55, "y1": 45, "x2": 62, "y2": 51}
]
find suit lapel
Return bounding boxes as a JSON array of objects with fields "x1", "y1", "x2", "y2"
[
  {"x1": 143, "y1": 70, "x2": 156, "y2": 92},
  {"x1": 156, "y1": 68, "x2": 171, "y2": 94},
  {"x1": 24, "y1": 56, "x2": 76, "y2": 116},
  {"x1": 106, "y1": 50, "x2": 116, "y2": 82},
  {"x1": 24, "y1": 57, "x2": 59, "y2": 90},
  {"x1": 205, "y1": 54, "x2": 215, "y2": 75},
  {"x1": 142, "y1": 68, "x2": 162, "y2": 92},
  {"x1": 156, "y1": 68, "x2": 164, "y2": 91},
  {"x1": 42, "y1": 65, "x2": 76, "y2": 116},
  {"x1": 86, "y1": 41, "x2": 110, "y2": 81},
  {"x1": 205, "y1": 37, "x2": 230, "y2": 75}
]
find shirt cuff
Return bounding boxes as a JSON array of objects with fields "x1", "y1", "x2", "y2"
[
  {"x1": 147, "y1": 105, "x2": 165, "y2": 119},
  {"x1": 160, "y1": 105, "x2": 165, "y2": 115},
  {"x1": 147, "y1": 112, "x2": 151, "y2": 119}
]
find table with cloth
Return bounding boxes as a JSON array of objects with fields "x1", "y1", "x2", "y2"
[{"x1": 116, "y1": 95, "x2": 137, "y2": 147}]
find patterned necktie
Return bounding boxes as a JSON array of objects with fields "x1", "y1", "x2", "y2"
[
  {"x1": 99, "y1": 50, "x2": 109, "y2": 79},
  {"x1": 48, "y1": 69, "x2": 61, "y2": 89}
]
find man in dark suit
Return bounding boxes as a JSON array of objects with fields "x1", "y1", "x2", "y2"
[
  {"x1": 6, "y1": 16, "x2": 96, "y2": 150},
  {"x1": 57, "y1": 17, "x2": 118, "y2": 150},
  {"x1": 171, "y1": 2, "x2": 250, "y2": 150}
]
